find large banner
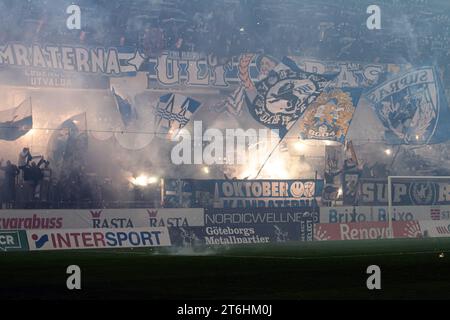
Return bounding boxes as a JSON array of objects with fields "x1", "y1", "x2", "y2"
[
  {"x1": 0, "y1": 43, "x2": 406, "y2": 94},
  {"x1": 246, "y1": 57, "x2": 336, "y2": 138},
  {"x1": 146, "y1": 51, "x2": 267, "y2": 89},
  {"x1": 0, "y1": 208, "x2": 204, "y2": 230},
  {"x1": 146, "y1": 53, "x2": 399, "y2": 90},
  {"x1": 26, "y1": 227, "x2": 171, "y2": 251},
  {"x1": 358, "y1": 178, "x2": 450, "y2": 206},
  {"x1": 0, "y1": 43, "x2": 144, "y2": 76},
  {"x1": 366, "y1": 67, "x2": 450, "y2": 145},
  {"x1": 320, "y1": 205, "x2": 450, "y2": 223},
  {"x1": 297, "y1": 88, "x2": 361, "y2": 143},
  {"x1": 163, "y1": 179, "x2": 324, "y2": 208},
  {"x1": 0, "y1": 44, "x2": 274, "y2": 89},
  {"x1": 285, "y1": 57, "x2": 398, "y2": 89},
  {"x1": 214, "y1": 179, "x2": 323, "y2": 208},
  {"x1": 285, "y1": 57, "x2": 406, "y2": 143}
]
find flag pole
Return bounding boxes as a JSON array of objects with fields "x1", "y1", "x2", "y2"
[
  {"x1": 254, "y1": 131, "x2": 285, "y2": 179},
  {"x1": 29, "y1": 96, "x2": 33, "y2": 151},
  {"x1": 85, "y1": 111, "x2": 88, "y2": 135},
  {"x1": 85, "y1": 111, "x2": 89, "y2": 151}
]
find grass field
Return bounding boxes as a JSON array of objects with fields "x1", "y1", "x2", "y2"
[{"x1": 2, "y1": 238, "x2": 450, "y2": 300}]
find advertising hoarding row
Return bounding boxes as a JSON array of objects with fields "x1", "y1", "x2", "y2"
[
  {"x1": 1, "y1": 205, "x2": 448, "y2": 232},
  {"x1": 1, "y1": 206, "x2": 450, "y2": 251},
  {"x1": 5, "y1": 219, "x2": 450, "y2": 251}
]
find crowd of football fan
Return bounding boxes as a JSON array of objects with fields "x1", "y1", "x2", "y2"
[
  {"x1": 0, "y1": 147, "x2": 104, "y2": 209},
  {"x1": 0, "y1": 145, "x2": 407, "y2": 209},
  {"x1": 0, "y1": 148, "x2": 50, "y2": 208},
  {"x1": 1, "y1": 0, "x2": 450, "y2": 208},
  {"x1": 0, "y1": 0, "x2": 448, "y2": 87},
  {"x1": 0, "y1": 147, "x2": 163, "y2": 209},
  {"x1": 0, "y1": 0, "x2": 449, "y2": 67}
]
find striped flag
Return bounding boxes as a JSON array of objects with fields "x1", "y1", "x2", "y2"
[
  {"x1": 0, "y1": 98, "x2": 32, "y2": 141},
  {"x1": 155, "y1": 93, "x2": 201, "y2": 139}
]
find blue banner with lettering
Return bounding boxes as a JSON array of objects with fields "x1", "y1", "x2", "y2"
[
  {"x1": 163, "y1": 179, "x2": 324, "y2": 208},
  {"x1": 366, "y1": 67, "x2": 450, "y2": 145},
  {"x1": 358, "y1": 178, "x2": 450, "y2": 206},
  {"x1": 168, "y1": 207, "x2": 317, "y2": 246}
]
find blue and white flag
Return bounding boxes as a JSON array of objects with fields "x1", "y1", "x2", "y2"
[
  {"x1": 112, "y1": 87, "x2": 135, "y2": 126},
  {"x1": 155, "y1": 93, "x2": 201, "y2": 139},
  {"x1": 366, "y1": 67, "x2": 450, "y2": 145},
  {"x1": 0, "y1": 98, "x2": 32, "y2": 141},
  {"x1": 246, "y1": 57, "x2": 336, "y2": 138}
]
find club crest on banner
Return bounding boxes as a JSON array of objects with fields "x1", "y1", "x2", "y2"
[
  {"x1": 247, "y1": 60, "x2": 334, "y2": 137},
  {"x1": 298, "y1": 89, "x2": 357, "y2": 143},
  {"x1": 409, "y1": 182, "x2": 437, "y2": 205},
  {"x1": 366, "y1": 67, "x2": 450, "y2": 145}
]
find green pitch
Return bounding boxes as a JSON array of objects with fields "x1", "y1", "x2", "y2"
[{"x1": 2, "y1": 238, "x2": 450, "y2": 300}]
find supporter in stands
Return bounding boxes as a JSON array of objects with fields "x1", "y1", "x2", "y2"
[
  {"x1": 324, "y1": 169, "x2": 341, "y2": 185},
  {"x1": 360, "y1": 162, "x2": 373, "y2": 178},
  {"x1": 29, "y1": 161, "x2": 43, "y2": 200},
  {"x1": 0, "y1": 159, "x2": 19, "y2": 208},
  {"x1": 17, "y1": 147, "x2": 32, "y2": 170},
  {"x1": 323, "y1": 168, "x2": 342, "y2": 204},
  {"x1": 371, "y1": 162, "x2": 389, "y2": 178},
  {"x1": 142, "y1": 26, "x2": 165, "y2": 58},
  {"x1": 40, "y1": 161, "x2": 52, "y2": 203},
  {"x1": 343, "y1": 159, "x2": 357, "y2": 172}
]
